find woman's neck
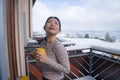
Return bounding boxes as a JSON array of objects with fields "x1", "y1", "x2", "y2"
[{"x1": 46, "y1": 35, "x2": 56, "y2": 46}]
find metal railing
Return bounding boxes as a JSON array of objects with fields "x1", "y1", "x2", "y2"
[{"x1": 25, "y1": 45, "x2": 120, "y2": 80}]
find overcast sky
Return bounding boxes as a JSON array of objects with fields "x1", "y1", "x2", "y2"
[{"x1": 32, "y1": 0, "x2": 120, "y2": 33}]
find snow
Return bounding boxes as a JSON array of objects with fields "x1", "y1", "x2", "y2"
[
  {"x1": 64, "y1": 38, "x2": 120, "y2": 55},
  {"x1": 27, "y1": 36, "x2": 120, "y2": 55}
]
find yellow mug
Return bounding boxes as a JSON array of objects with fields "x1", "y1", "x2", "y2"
[{"x1": 35, "y1": 48, "x2": 46, "y2": 55}]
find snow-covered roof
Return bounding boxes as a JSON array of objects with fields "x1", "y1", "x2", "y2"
[
  {"x1": 66, "y1": 44, "x2": 91, "y2": 51},
  {"x1": 27, "y1": 38, "x2": 38, "y2": 43},
  {"x1": 61, "y1": 41, "x2": 75, "y2": 45},
  {"x1": 27, "y1": 37, "x2": 120, "y2": 55},
  {"x1": 65, "y1": 38, "x2": 120, "y2": 55}
]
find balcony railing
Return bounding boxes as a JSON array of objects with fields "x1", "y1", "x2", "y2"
[{"x1": 25, "y1": 45, "x2": 120, "y2": 80}]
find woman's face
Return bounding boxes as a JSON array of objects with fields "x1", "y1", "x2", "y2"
[{"x1": 44, "y1": 18, "x2": 60, "y2": 35}]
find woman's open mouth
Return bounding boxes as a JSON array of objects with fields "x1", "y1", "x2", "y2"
[{"x1": 49, "y1": 27, "x2": 55, "y2": 30}]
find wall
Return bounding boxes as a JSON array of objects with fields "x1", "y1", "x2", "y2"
[
  {"x1": 0, "y1": 0, "x2": 8, "y2": 80},
  {"x1": 0, "y1": 0, "x2": 33, "y2": 79}
]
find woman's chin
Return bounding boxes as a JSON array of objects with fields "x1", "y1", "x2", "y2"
[{"x1": 47, "y1": 31, "x2": 57, "y2": 35}]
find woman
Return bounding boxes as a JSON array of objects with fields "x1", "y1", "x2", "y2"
[{"x1": 35, "y1": 16, "x2": 70, "y2": 80}]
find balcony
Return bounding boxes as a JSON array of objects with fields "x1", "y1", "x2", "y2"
[{"x1": 25, "y1": 39, "x2": 120, "y2": 80}]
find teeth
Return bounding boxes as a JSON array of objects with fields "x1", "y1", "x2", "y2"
[{"x1": 49, "y1": 28, "x2": 55, "y2": 30}]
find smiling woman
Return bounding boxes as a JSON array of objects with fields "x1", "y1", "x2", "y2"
[{"x1": 31, "y1": 16, "x2": 70, "y2": 80}]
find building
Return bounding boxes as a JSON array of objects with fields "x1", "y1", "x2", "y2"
[{"x1": 0, "y1": 0, "x2": 36, "y2": 80}]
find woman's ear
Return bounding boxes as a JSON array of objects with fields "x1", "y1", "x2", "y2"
[
  {"x1": 57, "y1": 29, "x2": 61, "y2": 34},
  {"x1": 58, "y1": 30, "x2": 61, "y2": 33}
]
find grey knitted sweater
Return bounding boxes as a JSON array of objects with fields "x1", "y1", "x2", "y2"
[{"x1": 37, "y1": 39, "x2": 70, "y2": 80}]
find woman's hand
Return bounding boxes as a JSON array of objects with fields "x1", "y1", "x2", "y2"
[
  {"x1": 30, "y1": 50, "x2": 37, "y2": 58},
  {"x1": 35, "y1": 52, "x2": 48, "y2": 63}
]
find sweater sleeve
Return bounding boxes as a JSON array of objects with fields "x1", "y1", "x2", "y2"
[{"x1": 44, "y1": 42, "x2": 70, "y2": 74}]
